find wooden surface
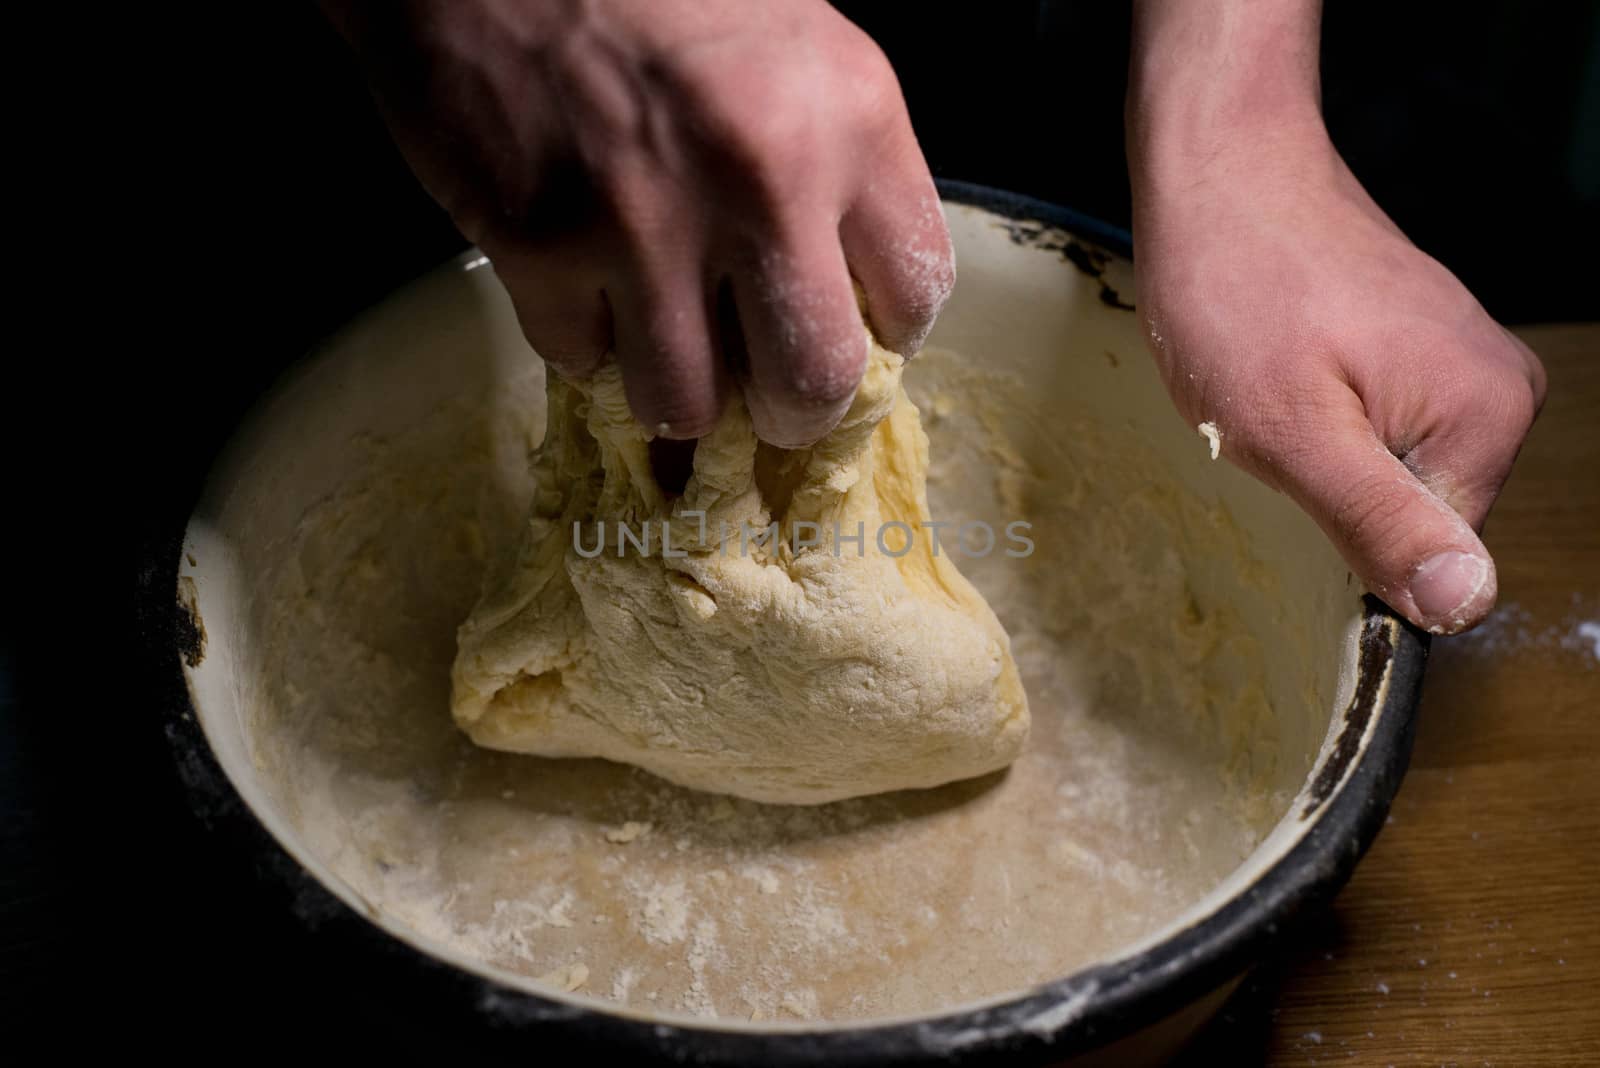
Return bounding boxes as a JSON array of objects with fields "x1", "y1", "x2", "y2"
[{"x1": 1176, "y1": 324, "x2": 1600, "y2": 1065}]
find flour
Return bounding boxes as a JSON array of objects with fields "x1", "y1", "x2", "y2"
[
  {"x1": 1452, "y1": 598, "x2": 1600, "y2": 662},
  {"x1": 635, "y1": 878, "x2": 690, "y2": 946},
  {"x1": 1576, "y1": 621, "x2": 1600, "y2": 661}
]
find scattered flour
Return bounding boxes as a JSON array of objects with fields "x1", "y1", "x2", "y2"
[
  {"x1": 1452, "y1": 598, "x2": 1600, "y2": 663},
  {"x1": 1576, "y1": 621, "x2": 1600, "y2": 660}
]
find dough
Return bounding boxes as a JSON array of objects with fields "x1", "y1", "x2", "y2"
[{"x1": 450, "y1": 334, "x2": 1029, "y2": 804}]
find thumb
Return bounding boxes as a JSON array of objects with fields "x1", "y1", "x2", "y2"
[{"x1": 1248, "y1": 387, "x2": 1498, "y2": 636}]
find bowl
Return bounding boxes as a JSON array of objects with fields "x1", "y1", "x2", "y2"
[{"x1": 156, "y1": 183, "x2": 1424, "y2": 1064}]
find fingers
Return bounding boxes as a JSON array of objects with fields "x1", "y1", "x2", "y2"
[
  {"x1": 492, "y1": 220, "x2": 873, "y2": 453},
  {"x1": 489, "y1": 208, "x2": 726, "y2": 438},
  {"x1": 840, "y1": 169, "x2": 954, "y2": 358},
  {"x1": 732, "y1": 220, "x2": 869, "y2": 449},
  {"x1": 491, "y1": 187, "x2": 932, "y2": 451},
  {"x1": 1507, "y1": 326, "x2": 1549, "y2": 411},
  {"x1": 1385, "y1": 349, "x2": 1542, "y2": 535},
  {"x1": 1249, "y1": 384, "x2": 1501, "y2": 635},
  {"x1": 608, "y1": 249, "x2": 726, "y2": 440},
  {"x1": 490, "y1": 253, "x2": 610, "y2": 378}
]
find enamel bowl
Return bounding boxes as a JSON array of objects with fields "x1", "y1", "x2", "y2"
[{"x1": 157, "y1": 184, "x2": 1422, "y2": 1064}]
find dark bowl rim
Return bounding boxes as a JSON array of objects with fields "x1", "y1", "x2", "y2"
[{"x1": 141, "y1": 180, "x2": 1425, "y2": 1066}]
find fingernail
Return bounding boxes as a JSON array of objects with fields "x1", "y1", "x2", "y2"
[{"x1": 1409, "y1": 551, "x2": 1489, "y2": 625}]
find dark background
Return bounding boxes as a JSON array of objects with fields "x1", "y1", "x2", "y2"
[{"x1": 7, "y1": 0, "x2": 1599, "y2": 1054}]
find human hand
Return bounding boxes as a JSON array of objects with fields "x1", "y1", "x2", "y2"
[
  {"x1": 1130, "y1": 119, "x2": 1544, "y2": 635},
  {"x1": 1126, "y1": 0, "x2": 1544, "y2": 636},
  {"x1": 323, "y1": 0, "x2": 953, "y2": 447}
]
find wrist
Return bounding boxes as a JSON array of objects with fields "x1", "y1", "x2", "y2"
[{"x1": 1127, "y1": 0, "x2": 1327, "y2": 185}]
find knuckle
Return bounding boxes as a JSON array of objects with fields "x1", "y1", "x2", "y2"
[
  {"x1": 628, "y1": 370, "x2": 717, "y2": 434},
  {"x1": 680, "y1": 72, "x2": 818, "y2": 204},
  {"x1": 725, "y1": 129, "x2": 817, "y2": 218},
  {"x1": 522, "y1": 316, "x2": 603, "y2": 369},
  {"x1": 769, "y1": 332, "x2": 867, "y2": 410},
  {"x1": 776, "y1": 355, "x2": 863, "y2": 410},
  {"x1": 683, "y1": 38, "x2": 899, "y2": 216},
  {"x1": 868, "y1": 244, "x2": 952, "y2": 355},
  {"x1": 1414, "y1": 312, "x2": 1548, "y2": 439},
  {"x1": 1525, "y1": 349, "x2": 1550, "y2": 411},
  {"x1": 506, "y1": 287, "x2": 606, "y2": 372},
  {"x1": 1470, "y1": 361, "x2": 1541, "y2": 439},
  {"x1": 640, "y1": 307, "x2": 707, "y2": 368},
  {"x1": 832, "y1": 30, "x2": 901, "y2": 120},
  {"x1": 1329, "y1": 471, "x2": 1416, "y2": 553},
  {"x1": 899, "y1": 233, "x2": 956, "y2": 321},
  {"x1": 603, "y1": 176, "x2": 675, "y2": 250}
]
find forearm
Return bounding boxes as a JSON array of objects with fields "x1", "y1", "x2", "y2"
[{"x1": 1127, "y1": 0, "x2": 1325, "y2": 180}]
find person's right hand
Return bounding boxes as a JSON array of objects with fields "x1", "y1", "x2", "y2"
[{"x1": 323, "y1": 0, "x2": 954, "y2": 448}]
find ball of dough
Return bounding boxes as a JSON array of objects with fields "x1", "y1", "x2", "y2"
[{"x1": 451, "y1": 334, "x2": 1029, "y2": 804}]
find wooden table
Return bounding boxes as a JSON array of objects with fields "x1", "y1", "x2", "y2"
[{"x1": 1177, "y1": 324, "x2": 1600, "y2": 1066}]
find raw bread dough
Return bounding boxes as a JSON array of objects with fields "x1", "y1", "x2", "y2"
[{"x1": 451, "y1": 334, "x2": 1029, "y2": 804}]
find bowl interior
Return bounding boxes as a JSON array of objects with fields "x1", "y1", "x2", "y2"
[{"x1": 180, "y1": 202, "x2": 1367, "y2": 1028}]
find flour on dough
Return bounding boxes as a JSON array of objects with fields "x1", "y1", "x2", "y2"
[{"x1": 450, "y1": 334, "x2": 1029, "y2": 804}]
